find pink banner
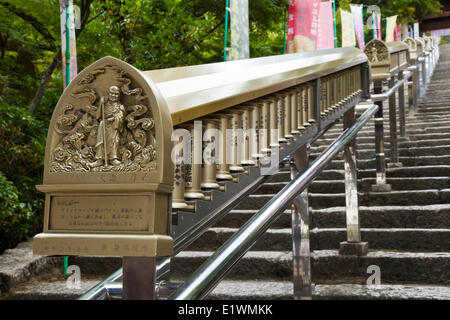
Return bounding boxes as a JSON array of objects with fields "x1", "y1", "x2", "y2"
[
  {"x1": 377, "y1": 13, "x2": 382, "y2": 40},
  {"x1": 395, "y1": 25, "x2": 402, "y2": 41},
  {"x1": 317, "y1": 1, "x2": 334, "y2": 50},
  {"x1": 350, "y1": 4, "x2": 365, "y2": 50},
  {"x1": 286, "y1": 0, "x2": 321, "y2": 53}
]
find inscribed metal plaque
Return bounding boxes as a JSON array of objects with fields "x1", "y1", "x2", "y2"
[{"x1": 49, "y1": 195, "x2": 151, "y2": 232}]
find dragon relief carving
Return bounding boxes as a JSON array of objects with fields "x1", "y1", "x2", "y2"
[{"x1": 50, "y1": 66, "x2": 157, "y2": 173}]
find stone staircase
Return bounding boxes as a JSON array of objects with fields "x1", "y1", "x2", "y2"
[{"x1": 3, "y1": 44, "x2": 450, "y2": 300}]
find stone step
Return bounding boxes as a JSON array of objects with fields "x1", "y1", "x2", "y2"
[
  {"x1": 170, "y1": 250, "x2": 450, "y2": 284},
  {"x1": 8, "y1": 279, "x2": 450, "y2": 300},
  {"x1": 237, "y1": 189, "x2": 450, "y2": 210},
  {"x1": 191, "y1": 228, "x2": 450, "y2": 252},
  {"x1": 221, "y1": 205, "x2": 450, "y2": 229},
  {"x1": 268, "y1": 166, "x2": 450, "y2": 182},
  {"x1": 209, "y1": 281, "x2": 450, "y2": 300},
  {"x1": 5, "y1": 279, "x2": 101, "y2": 300},
  {"x1": 0, "y1": 240, "x2": 62, "y2": 294},
  {"x1": 322, "y1": 155, "x2": 450, "y2": 170},
  {"x1": 316, "y1": 133, "x2": 450, "y2": 145},
  {"x1": 325, "y1": 120, "x2": 450, "y2": 134},
  {"x1": 312, "y1": 138, "x2": 450, "y2": 150},
  {"x1": 256, "y1": 177, "x2": 450, "y2": 194},
  {"x1": 309, "y1": 145, "x2": 450, "y2": 161}
]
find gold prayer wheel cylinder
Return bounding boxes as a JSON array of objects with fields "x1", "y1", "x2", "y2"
[
  {"x1": 228, "y1": 111, "x2": 245, "y2": 173},
  {"x1": 183, "y1": 124, "x2": 205, "y2": 200},
  {"x1": 331, "y1": 75, "x2": 338, "y2": 110},
  {"x1": 250, "y1": 103, "x2": 264, "y2": 160},
  {"x1": 172, "y1": 146, "x2": 195, "y2": 212},
  {"x1": 302, "y1": 86, "x2": 311, "y2": 127},
  {"x1": 320, "y1": 78, "x2": 327, "y2": 117},
  {"x1": 289, "y1": 89, "x2": 300, "y2": 135},
  {"x1": 266, "y1": 98, "x2": 279, "y2": 148},
  {"x1": 216, "y1": 114, "x2": 234, "y2": 180},
  {"x1": 259, "y1": 100, "x2": 272, "y2": 154},
  {"x1": 275, "y1": 94, "x2": 288, "y2": 143},
  {"x1": 307, "y1": 84, "x2": 316, "y2": 124},
  {"x1": 283, "y1": 93, "x2": 294, "y2": 139},
  {"x1": 238, "y1": 106, "x2": 256, "y2": 166},
  {"x1": 296, "y1": 87, "x2": 305, "y2": 131},
  {"x1": 201, "y1": 119, "x2": 221, "y2": 190}
]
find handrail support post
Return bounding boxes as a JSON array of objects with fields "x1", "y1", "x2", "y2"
[
  {"x1": 372, "y1": 80, "x2": 391, "y2": 192},
  {"x1": 339, "y1": 106, "x2": 368, "y2": 256},
  {"x1": 398, "y1": 70, "x2": 407, "y2": 139},
  {"x1": 290, "y1": 144, "x2": 312, "y2": 299},
  {"x1": 123, "y1": 257, "x2": 157, "y2": 300},
  {"x1": 408, "y1": 64, "x2": 418, "y2": 117},
  {"x1": 387, "y1": 76, "x2": 402, "y2": 167}
]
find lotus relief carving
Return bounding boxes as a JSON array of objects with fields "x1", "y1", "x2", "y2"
[{"x1": 50, "y1": 65, "x2": 157, "y2": 172}]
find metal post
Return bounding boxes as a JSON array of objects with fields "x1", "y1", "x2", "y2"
[
  {"x1": 290, "y1": 144, "x2": 311, "y2": 300},
  {"x1": 339, "y1": 106, "x2": 367, "y2": 255},
  {"x1": 123, "y1": 257, "x2": 157, "y2": 300},
  {"x1": 388, "y1": 76, "x2": 401, "y2": 167},
  {"x1": 408, "y1": 65, "x2": 418, "y2": 117},
  {"x1": 372, "y1": 80, "x2": 391, "y2": 192},
  {"x1": 421, "y1": 58, "x2": 427, "y2": 95},
  {"x1": 398, "y1": 71, "x2": 406, "y2": 138},
  {"x1": 314, "y1": 79, "x2": 322, "y2": 131}
]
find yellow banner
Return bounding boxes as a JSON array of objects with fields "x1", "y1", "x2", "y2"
[
  {"x1": 341, "y1": 10, "x2": 355, "y2": 47},
  {"x1": 386, "y1": 15, "x2": 397, "y2": 42}
]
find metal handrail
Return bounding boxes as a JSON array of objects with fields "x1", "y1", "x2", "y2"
[
  {"x1": 168, "y1": 103, "x2": 378, "y2": 300},
  {"x1": 371, "y1": 70, "x2": 412, "y2": 101}
]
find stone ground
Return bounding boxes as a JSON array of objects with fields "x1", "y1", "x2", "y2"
[{"x1": 1, "y1": 44, "x2": 450, "y2": 300}]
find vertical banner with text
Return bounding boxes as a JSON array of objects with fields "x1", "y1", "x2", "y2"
[
  {"x1": 60, "y1": 0, "x2": 77, "y2": 88},
  {"x1": 341, "y1": 9, "x2": 356, "y2": 47},
  {"x1": 230, "y1": 0, "x2": 250, "y2": 60},
  {"x1": 317, "y1": 1, "x2": 334, "y2": 50},
  {"x1": 386, "y1": 15, "x2": 397, "y2": 42},
  {"x1": 350, "y1": 4, "x2": 364, "y2": 50},
  {"x1": 287, "y1": 0, "x2": 320, "y2": 53}
]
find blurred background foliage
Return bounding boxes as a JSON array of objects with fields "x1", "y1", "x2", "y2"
[{"x1": 0, "y1": 0, "x2": 442, "y2": 253}]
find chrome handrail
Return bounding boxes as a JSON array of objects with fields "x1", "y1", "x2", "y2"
[{"x1": 168, "y1": 103, "x2": 378, "y2": 300}]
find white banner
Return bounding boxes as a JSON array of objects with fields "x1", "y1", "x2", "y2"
[
  {"x1": 413, "y1": 23, "x2": 419, "y2": 39},
  {"x1": 230, "y1": 0, "x2": 249, "y2": 60},
  {"x1": 341, "y1": 9, "x2": 356, "y2": 47}
]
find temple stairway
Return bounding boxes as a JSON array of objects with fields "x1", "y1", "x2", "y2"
[{"x1": 3, "y1": 44, "x2": 450, "y2": 300}]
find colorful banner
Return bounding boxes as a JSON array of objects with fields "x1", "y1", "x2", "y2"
[
  {"x1": 431, "y1": 28, "x2": 450, "y2": 36},
  {"x1": 341, "y1": 9, "x2": 355, "y2": 47},
  {"x1": 350, "y1": 4, "x2": 364, "y2": 50},
  {"x1": 60, "y1": 0, "x2": 77, "y2": 88},
  {"x1": 317, "y1": 1, "x2": 334, "y2": 50},
  {"x1": 230, "y1": 0, "x2": 249, "y2": 60},
  {"x1": 386, "y1": 15, "x2": 397, "y2": 42},
  {"x1": 287, "y1": 0, "x2": 321, "y2": 53},
  {"x1": 377, "y1": 13, "x2": 382, "y2": 40}
]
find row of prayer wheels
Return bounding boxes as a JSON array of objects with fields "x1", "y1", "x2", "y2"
[{"x1": 172, "y1": 66, "x2": 362, "y2": 211}]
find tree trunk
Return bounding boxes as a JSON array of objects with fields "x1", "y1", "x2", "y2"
[{"x1": 28, "y1": 49, "x2": 61, "y2": 113}]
